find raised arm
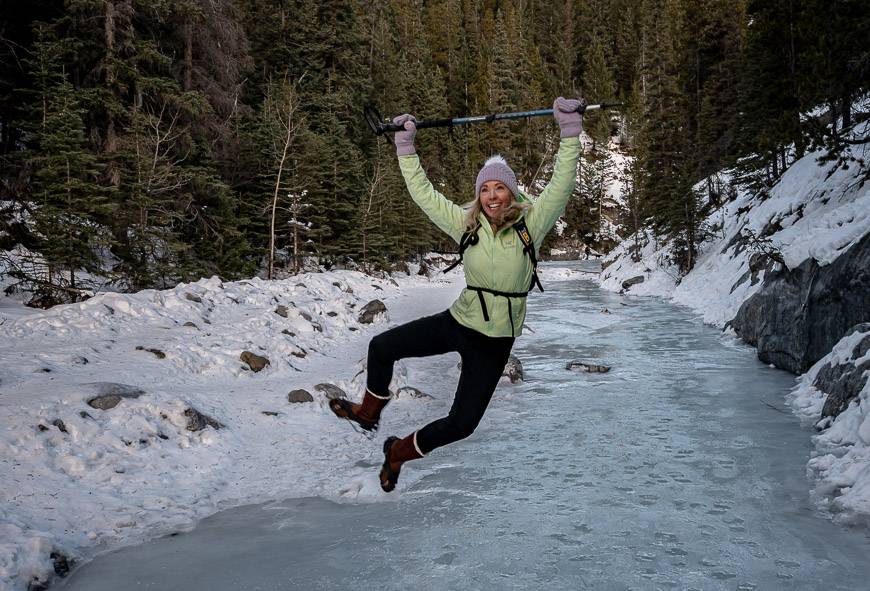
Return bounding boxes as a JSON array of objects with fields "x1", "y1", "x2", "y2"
[
  {"x1": 525, "y1": 98, "x2": 584, "y2": 249},
  {"x1": 393, "y1": 114, "x2": 466, "y2": 243}
]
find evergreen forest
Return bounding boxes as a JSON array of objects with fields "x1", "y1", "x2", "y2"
[{"x1": 0, "y1": 0, "x2": 867, "y2": 304}]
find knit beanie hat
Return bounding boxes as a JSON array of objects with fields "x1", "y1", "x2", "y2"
[{"x1": 475, "y1": 155, "x2": 518, "y2": 199}]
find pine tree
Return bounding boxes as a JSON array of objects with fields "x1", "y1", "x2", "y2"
[
  {"x1": 23, "y1": 30, "x2": 112, "y2": 298},
  {"x1": 636, "y1": 0, "x2": 703, "y2": 272}
]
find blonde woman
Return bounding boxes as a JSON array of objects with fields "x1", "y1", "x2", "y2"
[{"x1": 331, "y1": 97, "x2": 584, "y2": 492}]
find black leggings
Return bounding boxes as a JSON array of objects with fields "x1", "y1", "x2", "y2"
[{"x1": 367, "y1": 310, "x2": 515, "y2": 454}]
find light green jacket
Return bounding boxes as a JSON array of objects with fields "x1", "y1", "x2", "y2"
[{"x1": 398, "y1": 137, "x2": 581, "y2": 338}]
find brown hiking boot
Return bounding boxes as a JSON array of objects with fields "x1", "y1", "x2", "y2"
[
  {"x1": 329, "y1": 389, "x2": 390, "y2": 432},
  {"x1": 379, "y1": 432, "x2": 424, "y2": 492}
]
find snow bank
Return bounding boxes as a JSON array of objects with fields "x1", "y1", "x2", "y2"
[
  {"x1": 0, "y1": 268, "x2": 456, "y2": 591},
  {"x1": 598, "y1": 123, "x2": 870, "y2": 328},
  {"x1": 788, "y1": 326, "x2": 870, "y2": 524}
]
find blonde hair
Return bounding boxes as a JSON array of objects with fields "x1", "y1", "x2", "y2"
[{"x1": 462, "y1": 193, "x2": 530, "y2": 233}]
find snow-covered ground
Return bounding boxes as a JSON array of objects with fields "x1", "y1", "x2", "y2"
[
  {"x1": 0, "y1": 263, "x2": 587, "y2": 590},
  {"x1": 596, "y1": 122, "x2": 870, "y2": 525},
  {"x1": 0, "y1": 268, "x2": 435, "y2": 590}
]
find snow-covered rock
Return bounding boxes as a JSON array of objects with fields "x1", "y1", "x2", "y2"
[{"x1": 788, "y1": 324, "x2": 870, "y2": 524}]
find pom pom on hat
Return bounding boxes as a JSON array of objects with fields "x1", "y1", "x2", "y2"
[{"x1": 475, "y1": 155, "x2": 518, "y2": 199}]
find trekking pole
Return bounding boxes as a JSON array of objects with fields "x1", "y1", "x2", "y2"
[{"x1": 363, "y1": 102, "x2": 624, "y2": 137}]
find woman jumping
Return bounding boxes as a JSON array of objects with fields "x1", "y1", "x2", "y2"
[{"x1": 330, "y1": 97, "x2": 584, "y2": 492}]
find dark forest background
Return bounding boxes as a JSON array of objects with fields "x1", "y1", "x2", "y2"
[{"x1": 0, "y1": 0, "x2": 867, "y2": 303}]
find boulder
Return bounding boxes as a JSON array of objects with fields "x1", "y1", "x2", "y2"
[
  {"x1": 185, "y1": 292, "x2": 202, "y2": 303},
  {"x1": 184, "y1": 407, "x2": 225, "y2": 431},
  {"x1": 816, "y1": 324, "x2": 870, "y2": 422},
  {"x1": 287, "y1": 389, "x2": 314, "y2": 403},
  {"x1": 240, "y1": 351, "x2": 270, "y2": 372},
  {"x1": 729, "y1": 232, "x2": 870, "y2": 374},
  {"x1": 314, "y1": 383, "x2": 347, "y2": 400},
  {"x1": 136, "y1": 346, "x2": 166, "y2": 359},
  {"x1": 621, "y1": 276, "x2": 645, "y2": 290},
  {"x1": 566, "y1": 361, "x2": 611, "y2": 373},
  {"x1": 87, "y1": 383, "x2": 145, "y2": 410},
  {"x1": 51, "y1": 551, "x2": 71, "y2": 577},
  {"x1": 502, "y1": 355, "x2": 524, "y2": 383},
  {"x1": 52, "y1": 419, "x2": 68, "y2": 433},
  {"x1": 274, "y1": 305, "x2": 290, "y2": 318},
  {"x1": 358, "y1": 299, "x2": 387, "y2": 324},
  {"x1": 182, "y1": 321, "x2": 199, "y2": 329},
  {"x1": 396, "y1": 386, "x2": 432, "y2": 399}
]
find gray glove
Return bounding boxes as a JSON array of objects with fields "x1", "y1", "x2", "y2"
[
  {"x1": 392, "y1": 114, "x2": 417, "y2": 156},
  {"x1": 553, "y1": 97, "x2": 585, "y2": 138}
]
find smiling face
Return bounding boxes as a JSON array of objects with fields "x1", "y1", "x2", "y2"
[{"x1": 479, "y1": 180, "x2": 513, "y2": 221}]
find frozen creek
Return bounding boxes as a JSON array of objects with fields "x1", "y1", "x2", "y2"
[{"x1": 58, "y1": 262, "x2": 870, "y2": 590}]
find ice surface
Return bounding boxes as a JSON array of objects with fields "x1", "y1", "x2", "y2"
[{"x1": 57, "y1": 263, "x2": 870, "y2": 590}]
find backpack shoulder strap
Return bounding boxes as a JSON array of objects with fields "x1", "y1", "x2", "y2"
[
  {"x1": 443, "y1": 227, "x2": 480, "y2": 273},
  {"x1": 512, "y1": 219, "x2": 543, "y2": 292}
]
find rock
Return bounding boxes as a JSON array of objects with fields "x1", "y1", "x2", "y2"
[
  {"x1": 417, "y1": 261, "x2": 430, "y2": 276},
  {"x1": 287, "y1": 389, "x2": 314, "y2": 403},
  {"x1": 79, "y1": 411, "x2": 93, "y2": 420},
  {"x1": 27, "y1": 578, "x2": 49, "y2": 591},
  {"x1": 184, "y1": 407, "x2": 224, "y2": 431},
  {"x1": 748, "y1": 252, "x2": 778, "y2": 285},
  {"x1": 566, "y1": 361, "x2": 611, "y2": 373},
  {"x1": 51, "y1": 551, "x2": 71, "y2": 577},
  {"x1": 52, "y1": 419, "x2": 68, "y2": 433},
  {"x1": 300, "y1": 310, "x2": 313, "y2": 322},
  {"x1": 313, "y1": 383, "x2": 347, "y2": 400},
  {"x1": 291, "y1": 349, "x2": 307, "y2": 358},
  {"x1": 261, "y1": 411, "x2": 280, "y2": 416},
  {"x1": 182, "y1": 321, "x2": 199, "y2": 329},
  {"x1": 396, "y1": 386, "x2": 432, "y2": 399},
  {"x1": 275, "y1": 305, "x2": 290, "y2": 318},
  {"x1": 817, "y1": 359, "x2": 870, "y2": 421},
  {"x1": 815, "y1": 325, "x2": 870, "y2": 422},
  {"x1": 729, "y1": 232, "x2": 870, "y2": 374},
  {"x1": 326, "y1": 311, "x2": 338, "y2": 317},
  {"x1": 240, "y1": 351, "x2": 270, "y2": 372},
  {"x1": 849, "y1": 323, "x2": 870, "y2": 358},
  {"x1": 136, "y1": 346, "x2": 166, "y2": 359},
  {"x1": 371, "y1": 284, "x2": 383, "y2": 291},
  {"x1": 358, "y1": 299, "x2": 387, "y2": 324},
  {"x1": 185, "y1": 292, "x2": 202, "y2": 303},
  {"x1": 37, "y1": 424, "x2": 49, "y2": 432},
  {"x1": 502, "y1": 355, "x2": 524, "y2": 383},
  {"x1": 621, "y1": 276, "x2": 645, "y2": 290},
  {"x1": 87, "y1": 383, "x2": 145, "y2": 410},
  {"x1": 282, "y1": 329, "x2": 296, "y2": 337}
]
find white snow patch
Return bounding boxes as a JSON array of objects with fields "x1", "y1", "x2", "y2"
[{"x1": 0, "y1": 268, "x2": 462, "y2": 590}]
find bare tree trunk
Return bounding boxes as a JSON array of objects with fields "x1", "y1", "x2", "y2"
[
  {"x1": 269, "y1": 108, "x2": 295, "y2": 279},
  {"x1": 183, "y1": 22, "x2": 193, "y2": 92},
  {"x1": 104, "y1": 0, "x2": 118, "y2": 157}
]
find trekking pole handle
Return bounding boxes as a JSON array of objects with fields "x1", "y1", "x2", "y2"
[{"x1": 370, "y1": 102, "x2": 624, "y2": 134}]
